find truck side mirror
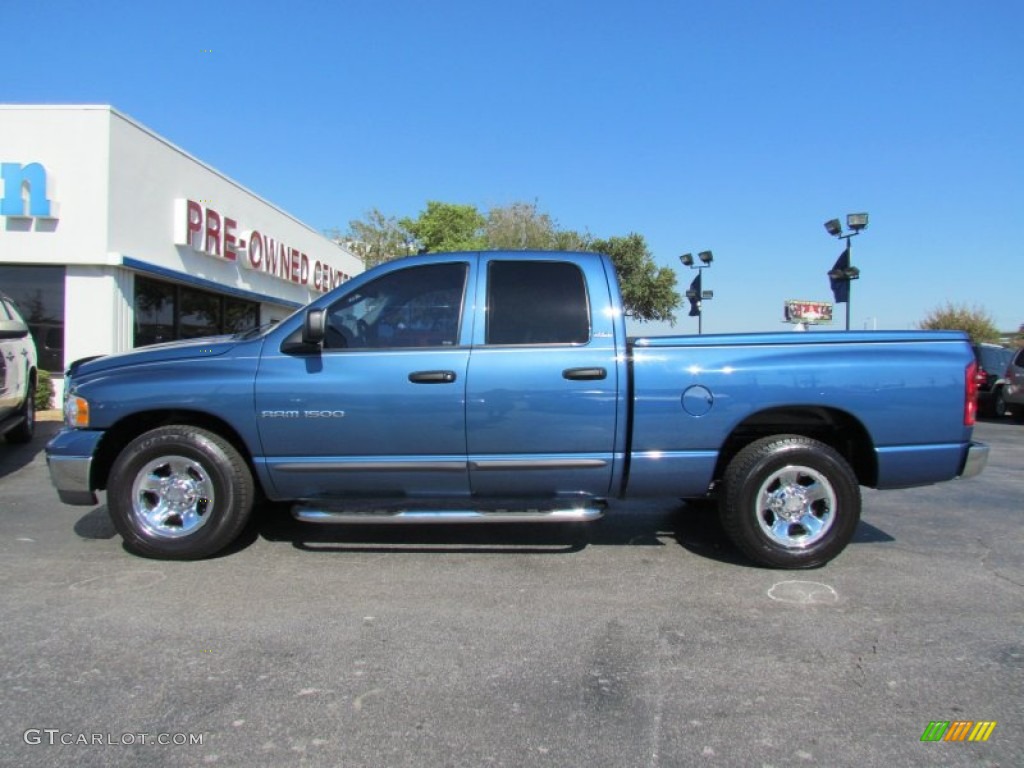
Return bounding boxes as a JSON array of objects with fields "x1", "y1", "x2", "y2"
[
  {"x1": 0, "y1": 319, "x2": 30, "y2": 340},
  {"x1": 302, "y1": 309, "x2": 327, "y2": 346}
]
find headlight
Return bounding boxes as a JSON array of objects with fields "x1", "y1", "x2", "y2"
[{"x1": 64, "y1": 395, "x2": 90, "y2": 428}]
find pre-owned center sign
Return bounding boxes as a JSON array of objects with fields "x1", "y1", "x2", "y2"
[{"x1": 174, "y1": 199, "x2": 351, "y2": 293}]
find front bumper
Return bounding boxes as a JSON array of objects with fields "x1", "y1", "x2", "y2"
[
  {"x1": 45, "y1": 428, "x2": 103, "y2": 506},
  {"x1": 959, "y1": 441, "x2": 989, "y2": 480}
]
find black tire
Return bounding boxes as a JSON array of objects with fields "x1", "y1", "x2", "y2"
[
  {"x1": 5, "y1": 379, "x2": 36, "y2": 444},
  {"x1": 107, "y1": 426, "x2": 255, "y2": 559},
  {"x1": 992, "y1": 388, "x2": 1007, "y2": 419},
  {"x1": 720, "y1": 435, "x2": 861, "y2": 569}
]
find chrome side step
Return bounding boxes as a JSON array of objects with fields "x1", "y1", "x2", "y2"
[{"x1": 292, "y1": 499, "x2": 606, "y2": 525}]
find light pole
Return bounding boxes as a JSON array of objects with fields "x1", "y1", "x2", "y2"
[
  {"x1": 679, "y1": 250, "x2": 714, "y2": 335},
  {"x1": 824, "y1": 213, "x2": 868, "y2": 331}
]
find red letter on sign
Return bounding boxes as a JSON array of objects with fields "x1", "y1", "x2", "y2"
[
  {"x1": 223, "y1": 217, "x2": 238, "y2": 261},
  {"x1": 278, "y1": 241, "x2": 289, "y2": 279},
  {"x1": 247, "y1": 231, "x2": 262, "y2": 268},
  {"x1": 186, "y1": 200, "x2": 203, "y2": 250},
  {"x1": 205, "y1": 208, "x2": 222, "y2": 257}
]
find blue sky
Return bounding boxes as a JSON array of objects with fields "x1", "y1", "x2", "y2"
[{"x1": 5, "y1": 0, "x2": 1022, "y2": 334}]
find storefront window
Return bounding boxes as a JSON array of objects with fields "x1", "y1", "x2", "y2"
[
  {"x1": 179, "y1": 287, "x2": 221, "y2": 339},
  {"x1": 224, "y1": 297, "x2": 259, "y2": 334},
  {"x1": 133, "y1": 276, "x2": 259, "y2": 347},
  {"x1": 134, "y1": 277, "x2": 176, "y2": 346},
  {"x1": 0, "y1": 265, "x2": 66, "y2": 372}
]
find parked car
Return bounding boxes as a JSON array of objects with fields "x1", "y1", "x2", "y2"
[
  {"x1": 0, "y1": 293, "x2": 39, "y2": 443},
  {"x1": 1002, "y1": 346, "x2": 1024, "y2": 422},
  {"x1": 972, "y1": 343, "x2": 1015, "y2": 417}
]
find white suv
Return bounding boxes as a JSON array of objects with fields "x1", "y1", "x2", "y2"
[{"x1": 0, "y1": 294, "x2": 39, "y2": 444}]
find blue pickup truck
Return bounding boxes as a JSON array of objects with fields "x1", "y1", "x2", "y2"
[{"x1": 46, "y1": 251, "x2": 988, "y2": 568}]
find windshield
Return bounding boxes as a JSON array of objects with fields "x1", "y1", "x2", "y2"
[{"x1": 235, "y1": 321, "x2": 281, "y2": 340}]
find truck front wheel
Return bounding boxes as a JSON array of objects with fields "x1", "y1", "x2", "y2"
[
  {"x1": 107, "y1": 426, "x2": 255, "y2": 559},
  {"x1": 720, "y1": 435, "x2": 861, "y2": 569},
  {"x1": 4, "y1": 380, "x2": 35, "y2": 444}
]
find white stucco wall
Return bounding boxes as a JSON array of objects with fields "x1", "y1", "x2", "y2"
[{"x1": 104, "y1": 108, "x2": 361, "y2": 307}]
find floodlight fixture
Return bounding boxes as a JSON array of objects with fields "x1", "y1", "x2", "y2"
[
  {"x1": 823, "y1": 212, "x2": 868, "y2": 330},
  {"x1": 680, "y1": 247, "x2": 715, "y2": 334},
  {"x1": 846, "y1": 213, "x2": 869, "y2": 231},
  {"x1": 829, "y1": 267, "x2": 860, "y2": 281}
]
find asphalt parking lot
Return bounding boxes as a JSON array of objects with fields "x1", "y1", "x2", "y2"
[{"x1": 0, "y1": 417, "x2": 1020, "y2": 768}]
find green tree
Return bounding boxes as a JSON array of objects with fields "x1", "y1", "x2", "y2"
[
  {"x1": 341, "y1": 208, "x2": 413, "y2": 269},
  {"x1": 401, "y1": 201, "x2": 486, "y2": 253},
  {"x1": 485, "y1": 201, "x2": 559, "y2": 250},
  {"x1": 589, "y1": 233, "x2": 681, "y2": 324},
  {"x1": 333, "y1": 200, "x2": 680, "y2": 322},
  {"x1": 551, "y1": 229, "x2": 593, "y2": 252},
  {"x1": 918, "y1": 303, "x2": 1001, "y2": 344}
]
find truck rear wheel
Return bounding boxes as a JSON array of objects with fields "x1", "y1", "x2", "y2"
[
  {"x1": 720, "y1": 435, "x2": 861, "y2": 569},
  {"x1": 107, "y1": 426, "x2": 254, "y2": 559}
]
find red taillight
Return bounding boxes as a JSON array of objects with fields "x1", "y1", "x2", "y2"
[{"x1": 965, "y1": 361, "x2": 979, "y2": 426}]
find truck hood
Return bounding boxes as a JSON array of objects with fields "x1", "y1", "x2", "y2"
[{"x1": 67, "y1": 335, "x2": 240, "y2": 378}]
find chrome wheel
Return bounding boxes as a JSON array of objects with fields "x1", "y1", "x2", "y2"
[
  {"x1": 109, "y1": 426, "x2": 255, "y2": 559},
  {"x1": 755, "y1": 465, "x2": 836, "y2": 549},
  {"x1": 721, "y1": 435, "x2": 860, "y2": 568},
  {"x1": 130, "y1": 455, "x2": 216, "y2": 539}
]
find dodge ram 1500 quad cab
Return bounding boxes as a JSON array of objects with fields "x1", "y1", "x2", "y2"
[{"x1": 47, "y1": 251, "x2": 988, "y2": 568}]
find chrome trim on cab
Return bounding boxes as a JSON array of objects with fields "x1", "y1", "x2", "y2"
[
  {"x1": 274, "y1": 460, "x2": 467, "y2": 473},
  {"x1": 469, "y1": 459, "x2": 608, "y2": 471}
]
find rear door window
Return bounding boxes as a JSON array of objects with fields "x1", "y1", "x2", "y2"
[{"x1": 485, "y1": 261, "x2": 590, "y2": 345}]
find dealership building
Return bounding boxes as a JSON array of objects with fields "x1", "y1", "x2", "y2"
[{"x1": 0, "y1": 104, "x2": 362, "y2": 402}]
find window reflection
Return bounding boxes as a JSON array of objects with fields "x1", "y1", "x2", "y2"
[
  {"x1": 134, "y1": 276, "x2": 259, "y2": 347},
  {"x1": 324, "y1": 263, "x2": 467, "y2": 349},
  {"x1": 0, "y1": 265, "x2": 66, "y2": 372}
]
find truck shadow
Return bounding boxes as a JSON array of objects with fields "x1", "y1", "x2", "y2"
[
  {"x1": 254, "y1": 503, "x2": 895, "y2": 566},
  {"x1": 256, "y1": 504, "x2": 597, "y2": 555}
]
